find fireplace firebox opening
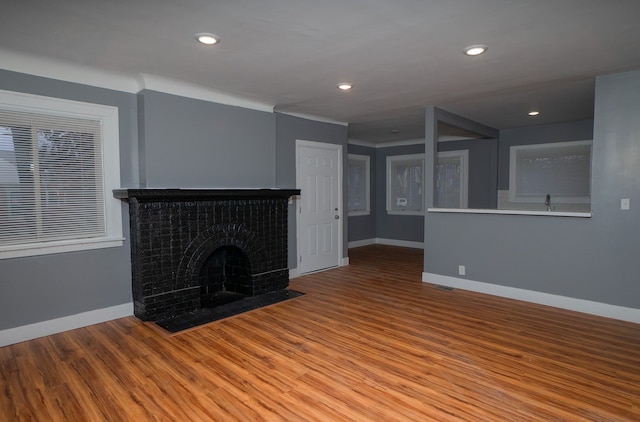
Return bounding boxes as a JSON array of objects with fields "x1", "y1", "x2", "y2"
[{"x1": 200, "y1": 246, "x2": 251, "y2": 308}]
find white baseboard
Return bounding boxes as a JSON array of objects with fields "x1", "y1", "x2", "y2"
[
  {"x1": 0, "y1": 302, "x2": 134, "y2": 347},
  {"x1": 289, "y1": 267, "x2": 300, "y2": 279},
  {"x1": 422, "y1": 272, "x2": 640, "y2": 324},
  {"x1": 376, "y1": 238, "x2": 424, "y2": 249},
  {"x1": 348, "y1": 238, "x2": 424, "y2": 249},
  {"x1": 348, "y1": 238, "x2": 377, "y2": 248},
  {"x1": 289, "y1": 257, "x2": 349, "y2": 279}
]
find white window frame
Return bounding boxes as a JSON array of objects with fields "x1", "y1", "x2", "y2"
[
  {"x1": 436, "y1": 150, "x2": 469, "y2": 209},
  {"x1": 386, "y1": 153, "x2": 424, "y2": 215},
  {"x1": 509, "y1": 140, "x2": 592, "y2": 204},
  {"x1": 0, "y1": 89, "x2": 123, "y2": 259},
  {"x1": 347, "y1": 154, "x2": 370, "y2": 216}
]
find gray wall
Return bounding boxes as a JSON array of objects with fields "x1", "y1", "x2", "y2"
[
  {"x1": 0, "y1": 70, "x2": 137, "y2": 330},
  {"x1": 376, "y1": 143, "x2": 425, "y2": 243},
  {"x1": 275, "y1": 113, "x2": 349, "y2": 267},
  {"x1": 424, "y1": 70, "x2": 640, "y2": 309},
  {"x1": 347, "y1": 143, "x2": 376, "y2": 242},
  {"x1": 498, "y1": 120, "x2": 594, "y2": 190},
  {"x1": 437, "y1": 138, "x2": 498, "y2": 209},
  {"x1": 137, "y1": 90, "x2": 276, "y2": 188}
]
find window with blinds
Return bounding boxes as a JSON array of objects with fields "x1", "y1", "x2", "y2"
[
  {"x1": 0, "y1": 90, "x2": 122, "y2": 259},
  {"x1": 386, "y1": 154, "x2": 424, "y2": 215},
  {"x1": 436, "y1": 150, "x2": 469, "y2": 209},
  {"x1": 347, "y1": 154, "x2": 370, "y2": 216},
  {"x1": 508, "y1": 140, "x2": 592, "y2": 204}
]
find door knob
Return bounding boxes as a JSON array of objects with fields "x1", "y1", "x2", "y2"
[{"x1": 334, "y1": 215, "x2": 340, "y2": 219}]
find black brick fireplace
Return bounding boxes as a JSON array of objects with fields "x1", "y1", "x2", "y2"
[{"x1": 114, "y1": 189, "x2": 300, "y2": 322}]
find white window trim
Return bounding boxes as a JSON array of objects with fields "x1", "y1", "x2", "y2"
[
  {"x1": 347, "y1": 153, "x2": 370, "y2": 216},
  {"x1": 509, "y1": 140, "x2": 592, "y2": 204},
  {"x1": 437, "y1": 150, "x2": 469, "y2": 209},
  {"x1": 0, "y1": 89, "x2": 123, "y2": 259},
  {"x1": 386, "y1": 153, "x2": 425, "y2": 216}
]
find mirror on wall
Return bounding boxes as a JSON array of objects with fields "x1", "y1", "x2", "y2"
[{"x1": 433, "y1": 116, "x2": 593, "y2": 213}]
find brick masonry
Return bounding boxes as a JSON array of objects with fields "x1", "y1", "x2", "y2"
[{"x1": 114, "y1": 189, "x2": 300, "y2": 321}]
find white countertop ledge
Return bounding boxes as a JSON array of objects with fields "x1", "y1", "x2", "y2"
[{"x1": 427, "y1": 208, "x2": 592, "y2": 218}]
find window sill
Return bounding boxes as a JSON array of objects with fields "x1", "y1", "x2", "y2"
[
  {"x1": 0, "y1": 237, "x2": 125, "y2": 260},
  {"x1": 348, "y1": 211, "x2": 371, "y2": 217},
  {"x1": 387, "y1": 210, "x2": 425, "y2": 216},
  {"x1": 427, "y1": 208, "x2": 592, "y2": 218}
]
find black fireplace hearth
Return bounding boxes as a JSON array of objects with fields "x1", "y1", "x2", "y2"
[
  {"x1": 114, "y1": 188, "x2": 300, "y2": 324},
  {"x1": 155, "y1": 289, "x2": 304, "y2": 333}
]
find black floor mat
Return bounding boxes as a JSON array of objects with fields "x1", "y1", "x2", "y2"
[{"x1": 155, "y1": 289, "x2": 304, "y2": 333}]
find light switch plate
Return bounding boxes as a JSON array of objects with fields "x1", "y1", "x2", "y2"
[{"x1": 621, "y1": 198, "x2": 630, "y2": 210}]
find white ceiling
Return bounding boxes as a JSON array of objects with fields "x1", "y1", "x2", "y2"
[{"x1": 2, "y1": 0, "x2": 640, "y2": 144}]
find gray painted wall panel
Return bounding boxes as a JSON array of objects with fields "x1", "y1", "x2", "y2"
[
  {"x1": 0, "y1": 70, "x2": 136, "y2": 329},
  {"x1": 424, "y1": 71, "x2": 640, "y2": 309},
  {"x1": 1, "y1": 247, "x2": 133, "y2": 328},
  {"x1": 138, "y1": 90, "x2": 276, "y2": 188}
]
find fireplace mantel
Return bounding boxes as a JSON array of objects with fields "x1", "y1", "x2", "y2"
[{"x1": 114, "y1": 188, "x2": 300, "y2": 201}]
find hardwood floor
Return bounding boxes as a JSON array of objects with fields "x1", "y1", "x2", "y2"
[{"x1": 2, "y1": 244, "x2": 640, "y2": 421}]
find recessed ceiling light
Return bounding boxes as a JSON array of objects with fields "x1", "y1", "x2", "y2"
[
  {"x1": 463, "y1": 44, "x2": 488, "y2": 56},
  {"x1": 195, "y1": 33, "x2": 220, "y2": 45},
  {"x1": 337, "y1": 83, "x2": 353, "y2": 91},
  {"x1": 528, "y1": 111, "x2": 541, "y2": 116}
]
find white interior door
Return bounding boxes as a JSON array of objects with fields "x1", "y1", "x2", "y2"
[{"x1": 296, "y1": 140, "x2": 342, "y2": 274}]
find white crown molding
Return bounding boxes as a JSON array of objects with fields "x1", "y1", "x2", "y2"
[
  {"x1": 422, "y1": 272, "x2": 640, "y2": 324},
  {"x1": 348, "y1": 138, "x2": 425, "y2": 149},
  {"x1": 137, "y1": 73, "x2": 274, "y2": 113},
  {"x1": 0, "y1": 48, "x2": 139, "y2": 93},
  {"x1": 0, "y1": 302, "x2": 133, "y2": 347},
  {"x1": 276, "y1": 110, "x2": 348, "y2": 126},
  {"x1": 0, "y1": 49, "x2": 276, "y2": 113},
  {"x1": 437, "y1": 135, "x2": 483, "y2": 142},
  {"x1": 376, "y1": 138, "x2": 425, "y2": 148},
  {"x1": 347, "y1": 139, "x2": 377, "y2": 148}
]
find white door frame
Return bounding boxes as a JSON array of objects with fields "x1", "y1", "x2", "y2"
[{"x1": 295, "y1": 139, "x2": 344, "y2": 274}]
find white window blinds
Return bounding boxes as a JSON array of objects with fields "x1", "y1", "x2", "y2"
[
  {"x1": 347, "y1": 154, "x2": 370, "y2": 215},
  {"x1": 0, "y1": 89, "x2": 122, "y2": 259},
  {"x1": 0, "y1": 106, "x2": 106, "y2": 248},
  {"x1": 386, "y1": 154, "x2": 424, "y2": 214},
  {"x1": 509, "y1": 140, "x2": 592, "y2": 204}
]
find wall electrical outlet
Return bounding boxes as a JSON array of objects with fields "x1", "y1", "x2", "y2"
[
  {"x1": 621, "y1": 198, "x2": 630, "y2": 210},
  {"x1": 458, "y1": 265, "x2": 466, "y2": 276}
]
